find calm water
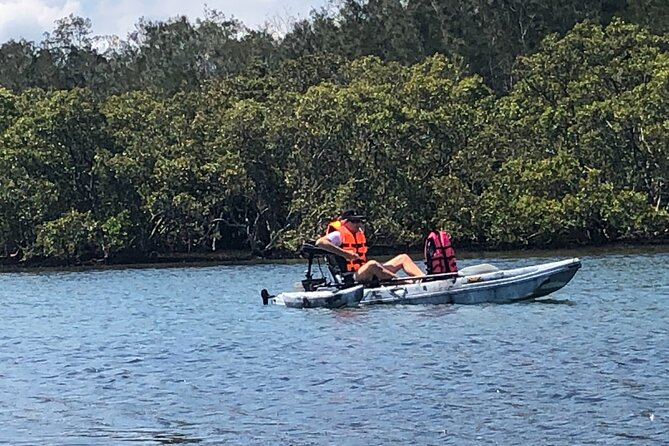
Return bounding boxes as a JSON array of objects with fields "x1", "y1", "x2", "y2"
[{"x1": 1, "y1": 250, "x2": 668, "y2": 445}]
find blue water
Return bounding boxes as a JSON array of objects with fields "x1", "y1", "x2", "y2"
[{"x1": 1, "y1": 251, "x2": 668, "y2": 445}]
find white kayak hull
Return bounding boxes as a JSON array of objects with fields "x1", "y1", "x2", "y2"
[
  {"x1": 268, "y1": 258, "x2": 580, "y2": 308},
  {"x1": 270, "y1": 285, "x2": 364, "y2": 309},
  {"x1": 361, "y1": 258, "x2": 581, "y2": 305}
]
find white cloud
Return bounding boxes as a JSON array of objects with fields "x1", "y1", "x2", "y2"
[
  {"x1": 0, "y1": 0, "x2": 81, "y2": 42},
  {"x1": 0, "y1": 0, "x2": 331, "y2": 43}
]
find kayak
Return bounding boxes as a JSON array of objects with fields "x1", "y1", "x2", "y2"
[
  {"x1": 261, "y1": 244, "x2": 581, "y2": 309},
  {"x1": 359, "y1": 258, "x2": 580, "y2": 305}
]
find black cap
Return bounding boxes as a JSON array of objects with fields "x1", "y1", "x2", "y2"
[{"x1": 340, "y1": 209, "x2": 366, "y2": 221}]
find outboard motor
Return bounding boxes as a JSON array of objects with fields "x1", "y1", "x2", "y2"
[
  {"x1": 424, "y1": 230, "x2": 458, "y2": 275},
  {"x1": 261, "y1": 289, "x2": 272, "y2": 305}
]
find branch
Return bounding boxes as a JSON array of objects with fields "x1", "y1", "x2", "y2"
[
  {"x1": 262, "y1": 209, "x2": 299, "y2": 252},
  {"x1": 149, "y1": 216, "x2": 164, "y2": 240},
  {"x1": 215, "y1": 217, "x2": 247, "y2": 230}
]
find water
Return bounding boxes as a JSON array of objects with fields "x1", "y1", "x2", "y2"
[{"x1": 1, "y1": 250, "x2": 668, "y2": 445}]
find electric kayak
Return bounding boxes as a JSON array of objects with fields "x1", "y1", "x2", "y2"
[{"x1": 261, "y1": 243, "x2": 581, "y2": 309}]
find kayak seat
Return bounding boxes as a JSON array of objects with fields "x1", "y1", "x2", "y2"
[
  {"x1": 325, "y1": 254, "x2": 356, "y2": 287},
  {"x1": 299, "y1": 242, "x2": 356, "y2": 287},
  {"x1": 299, "y1": 242, "x2": 332, "y2": 258}
]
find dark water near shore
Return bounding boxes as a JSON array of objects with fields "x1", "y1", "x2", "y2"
[{"x1": 1, "y1": 249, "x2": 668, "y2": 445}]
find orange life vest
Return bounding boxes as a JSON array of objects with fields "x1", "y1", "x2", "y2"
[
  {"x1": 325, "y1": 220, "x2": 368, "y2": 272},
  {"x1": 325, "y1": 220, "x2": 341, "y2": 234}
]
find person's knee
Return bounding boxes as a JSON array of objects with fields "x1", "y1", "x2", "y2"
[
  {"x1": 357, "y1": 260, "x2": 380, "y2": 276},
  {"x1": 394, "y1": 253, "x2": 410, "y2": 264},
  {"x1": 358, "y1": 260, "x2": 389, "y2": 279}
]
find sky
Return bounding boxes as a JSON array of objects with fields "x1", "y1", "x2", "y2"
[{"x1": 0, "y1": 0, "x2": 334, "y2": 43}]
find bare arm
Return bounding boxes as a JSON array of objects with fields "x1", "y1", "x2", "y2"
[{"x1": 315, "y1": 235, "x2": 358, "y2": 260}]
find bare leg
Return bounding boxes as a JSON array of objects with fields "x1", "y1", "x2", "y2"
[
  {"x1": 383, "y1": 254, "x2": 425, "y2": 277},
  {"x1": 354, "y1": 260, "x2": 396, "y2": 283}
]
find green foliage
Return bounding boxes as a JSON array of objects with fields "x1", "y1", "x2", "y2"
[
  {"x1": 474, "y1": 153, "x2": 668, "y2": 247},
  {"x1": 1, "y1": 16, "x2": 668, "y2": 265},
  {"x1": 34, "y1": 210, "x2": 102, "y2": 261},
  {"x1": 483, "y1": 20, "x2": 669, "y2": 225},
  {"x1": 3, "y1": 88, "x2": 109, "y2": 213},
  {"x1": 33, "y1": 209, "x2": 132, "y2": 261},
  {"x1": 2, "y1": 1, "x2": 664, "y2": 96},
  {"x1": 0, "y1": 87, "x2": 17, "y2": 133}
]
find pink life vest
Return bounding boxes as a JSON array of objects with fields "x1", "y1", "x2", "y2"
[{"x1": 424, "y1": 231, "x2": 458, "y2": 274}]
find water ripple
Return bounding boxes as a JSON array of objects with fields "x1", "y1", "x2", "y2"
[{"x1": 0, "y1": 255, "x2": 668, "y2": 444}]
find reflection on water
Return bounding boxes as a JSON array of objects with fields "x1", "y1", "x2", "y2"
[
  {"x1": 527, "y1": 298, "x2": 577, "y2": 305},
  {"x1": 0, "y1": 250, "x2": 668, "y2": 445}
]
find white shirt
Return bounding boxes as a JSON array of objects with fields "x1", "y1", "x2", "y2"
[
  {"x1": 325, "y1": 231, "x2": 342, "y2": 246},
  {"x1": 325, "y1": 229, "x2": 365, "y2": 246}
]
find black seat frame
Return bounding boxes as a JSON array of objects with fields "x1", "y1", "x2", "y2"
[{"x1": 298, "y1": 242, "x2": 356, "y2": 291}]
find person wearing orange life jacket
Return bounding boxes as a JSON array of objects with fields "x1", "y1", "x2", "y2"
[
  {"x1": 316, "y1": 209, "x2": 425, "y2": 283},
  {"x1": 324, "y1": 215, "x2": 368, "y2": 272}
]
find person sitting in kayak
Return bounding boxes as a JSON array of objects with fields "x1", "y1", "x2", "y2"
[{"x1": 315, "y1": 209, "x2": 425, "y2": 283}]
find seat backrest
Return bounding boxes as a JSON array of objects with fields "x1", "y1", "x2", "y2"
[
  {"x1": 326, "y1": 254, "x2": 356, "y2": 286},
  {"x1": 299, "y1": 242, "x2": 355, "y2": 287}
]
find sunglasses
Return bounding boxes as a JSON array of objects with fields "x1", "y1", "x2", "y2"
[{"x1": 348, "y1": 218, "x2": 365, "y2": 224}]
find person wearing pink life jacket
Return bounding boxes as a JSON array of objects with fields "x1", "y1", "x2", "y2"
[{"x1": 315, "y1": 209, "x2": 425, "y2": 283}]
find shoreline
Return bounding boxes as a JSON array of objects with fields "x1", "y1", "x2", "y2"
[{"x1": 2, "y1": 240, "x2": 668, "y2": 273}]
